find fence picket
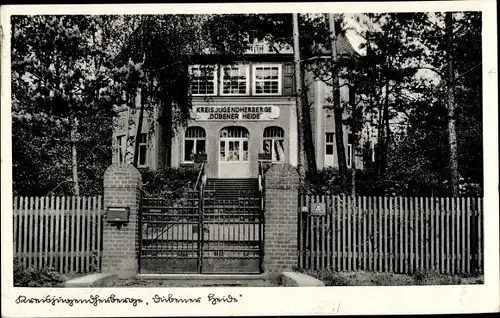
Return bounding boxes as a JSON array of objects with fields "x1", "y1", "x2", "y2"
[
  {"x1": 13, "y1": 197, "x2": 19, "y2": 260},
  {"x1": 430, "y1": 197, "x2": 435, "y2": 271},
  {"x1": 43, "y1": 197, "x2": 50, "y2": 268},
  {"x1": 424, "y1": 198, "x2": 431, "y2": 270},
  {"x1": 397, "y1": 197, "x2": 405, "y2": 273},
  {"x1": 336, "y1": 195, "x2": 341, "y2": 270},
  {"x1": 419, "y1": 197, "x2": 424, "y2": 271},
  {"x1": 13, "y1": 195, "x2": 484, "y2": 276},
  {"x1": 478, "y1": 198, "x2": 482, "y2": 273},
  {"x1": 339, "y1": 195, "x2": 344, "y2": 270},
  {"x1": 85, "y1": 197, "x2": 91, "y2": 272},
  {"x1": 388, "y1": 197, "x2": 393, "y2": 272},
  {"x1": 28, "y1": 197, "x2": 35, "y2": 267},
  {"x1": 321, "y1": 196, "x2": 326, "y2": 270},
  {"x1": 12, "y1": 196, "x2": 103, "y2": 274},
  {"x1": 57, "y1": 197, "x2": 63, "y2": 271},
  {"x1": 445, "y1": 198, "x2": 451, "y2": 274},
  {"x1": 347, "y1": 196, "x2": 352, "y2": 271},
  {"x1": 460, "y1": 197, "x2": 465, "y2": 273},
  {"x1": 315, "y1": 198, "x2": 320, "y2": 270},
  {"x1": 357, "y1": 196, "x2": 362, "y2": 271},
  {"x1": 454, "y1": 197, "x2": 459, "y2": 273},
  {"x1": 33, "y1": 197, "x2": 40, "y2": 269},
  {"x1": 77, "y1": 197, "x2": 83, "y2": 272},
  {"x1": 362, "y1": 197, "x2": 366, "y2": 271}
]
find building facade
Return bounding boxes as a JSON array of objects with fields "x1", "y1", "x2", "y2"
[{"x1": 112, "y1": 36, "x2": 363, "y2": 179}]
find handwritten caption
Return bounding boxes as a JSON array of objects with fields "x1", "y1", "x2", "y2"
[{"x1": 15, "y1": 293, "x2": 241, "y2": 307}]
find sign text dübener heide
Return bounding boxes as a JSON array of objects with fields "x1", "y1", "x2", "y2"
[{"x1": 192, "y1": 106, "x2": 280, "y2": 121}]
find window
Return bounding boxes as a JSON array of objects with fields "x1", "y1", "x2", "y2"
[
  {"x1": 252, "y1": 64, "x2": 282, "y2": 95},
  {"x1": 219, "y1": 127, "x2": 249, "y2": 163},
  {"x1": 263, "y1": 127, "x2": 285, "y2": 162},
  {"x1": 219, "y1": 126, "x2": 249, "y2": 138},
  {"x1": 325, "y1": 132, "x2": 335, "y2": 167},
  {"x1": 348, "y1": 85, "x2": 356, "y2": 107},
  {"x1": 184, "y1": 127, "x2": 206, "y2": 162},
  {"x1": 347, "y1": 133, "x2": 353, "y2": 168},
  {"x1": 138, "y1": 133, "x2": 148, "y2": 167},
  {"x1": 116, "y1": 135, "x2": 126, "y2": 163},
  {"x1": 189, "y1": 65, "x2": 217, "y2": 95},
  {"x1": 221, "y1": 65, "x2": 249, "y2": 95},
  {"x1": 347, "y1": 144, "x2": 353, "y2": 168}
]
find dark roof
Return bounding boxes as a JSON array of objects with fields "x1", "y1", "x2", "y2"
[{"x1": 316, "y1": 33, "x2": 360, "y2": 58}]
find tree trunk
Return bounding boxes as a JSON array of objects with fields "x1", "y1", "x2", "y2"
[
  {"x1": 70, "y1": 117, "x2": 80, "y2": 196},
  {"x1": 350, "y1": 87, "x2": 357, "y2": 198},
  {"x1": 164, "y1": 96, "x2": 173, "y2": 168},
  {"x1": 329, "y1": 14, "x2": 347, "y2": 189},
  {"x1": 379, "y1": 61, "x2": 391, "y2": 178},
  {"x1": 292, "y1": 13, "x2": 306, "y2": 181},
  {"x1": 446, "y1": 12, "x2": 459, "y2": 197},
  {"x1": 300, "y1": 62, "x2": 318, "y2": 182}
]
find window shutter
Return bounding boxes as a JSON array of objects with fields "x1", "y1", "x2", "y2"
[{"x1": 282, "y1": 62, "x2": 295, "y2": 96}]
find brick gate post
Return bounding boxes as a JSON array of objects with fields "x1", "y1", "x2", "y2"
[
  {"x1": 101, "y1": 163, "x2": 142, "y2": 277},
  {"x1": 263, "y1": 163, "x2": 300, "y2": 272}
]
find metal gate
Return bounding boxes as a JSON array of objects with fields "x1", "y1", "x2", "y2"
[{"x1": 139, "y1": 190, "x2": 264, "y2": 274}]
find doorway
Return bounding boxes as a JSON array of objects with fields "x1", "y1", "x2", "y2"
[{"x1": 218, "y1": 126, "x2": 250, "y2": 178}]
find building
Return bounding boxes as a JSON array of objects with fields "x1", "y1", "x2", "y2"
[{"x1": 112, "y1": 34, "x2": 363, "y2": 179}]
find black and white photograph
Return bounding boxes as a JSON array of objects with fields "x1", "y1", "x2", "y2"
[{"x1": 1, "y1": 1, "x2": 498, "y2": 317}]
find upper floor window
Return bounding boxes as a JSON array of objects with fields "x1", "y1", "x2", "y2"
[
  {"x1": 263, "y1": 126, "x2": 285, "y2": 162},
  {"x1": 347, "y1": 133, "x2": 353, "y2": 168},
  {"x1": 116, "y1": 135, "x2": 126, "y2": 163},
  {"x1": 221, "y1": 65, "x2": 250, "y2": 95},
  {"x1": 252, "y1": 64, "x2": 282, "y2": 95},
  {"x1": 325, "y1": 132, "x2": 335, "y2": 167},
  {"x1": 190, "y1": 65, "x2": 217, "y2": 96},
  {"x1": 138, "y1": 133, "x2": 148, "y2": 168},
  {"x1": 184, "y1": 127, "x2": 206, "y2": 162}
]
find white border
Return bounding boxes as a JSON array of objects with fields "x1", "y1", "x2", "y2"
[{"x1": 1, "y1": 1, "x2": 498, "y2": 317}]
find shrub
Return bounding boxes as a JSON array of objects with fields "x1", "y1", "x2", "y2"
[
  {"x1": 141, "y1": 166, "x2": 199, "y2": 205},
  {"x1": 14, "y1": 259, "x2": 67, "y2": 287},
  {"x1": 412, "y1": 270, "x2": 462, "y2": 285}
]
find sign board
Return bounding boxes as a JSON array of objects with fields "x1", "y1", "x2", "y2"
[
  {"x1": 192, "y1": 106, "x2": 280, "y2": 121},
  {"x1": 310, "y1": 203, "x2": 326, "y2": 216}
]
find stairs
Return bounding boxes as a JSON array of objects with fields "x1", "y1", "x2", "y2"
[{"x1": 205, "y1": 178, "x2": 260, "y2": 202}]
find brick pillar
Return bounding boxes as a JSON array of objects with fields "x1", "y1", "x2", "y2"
[
  {"x1": 102, "y1": 163, "x2": 142, "y2": 277},
  {"x1": 263, "y1": 163, "x2": 300, "y2": 272}
]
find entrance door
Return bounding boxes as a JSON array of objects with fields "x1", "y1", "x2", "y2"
[{"x1": 219, "y1": 127, "x2": 250, "y2": 178}]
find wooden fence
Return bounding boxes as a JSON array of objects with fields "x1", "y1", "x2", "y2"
[
  {"x1": 13, "y1": 196, "x2": 103, "y2": 274},
  {"x1": 298, "y1": 195, "x2": 483, "y2": 274}
]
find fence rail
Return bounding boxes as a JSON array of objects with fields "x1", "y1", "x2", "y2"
[
  {"x1": 13, "y1": 196, "x2": 103, "y2": 274},
  {"x1": 298, "y1": 195, "x2": 483, "y2": 274}
]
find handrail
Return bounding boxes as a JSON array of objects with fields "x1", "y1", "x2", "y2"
[
  {"x1": 258, "y1": 161, "x2": 265, "y2": 208},
  {"x1": 194, "y1": 161, "x2": 205, "y2": 191}
]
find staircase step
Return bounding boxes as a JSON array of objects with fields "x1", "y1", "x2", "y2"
[{"x1": 204, "y1": 178, "x2": 260, "y2": 204}]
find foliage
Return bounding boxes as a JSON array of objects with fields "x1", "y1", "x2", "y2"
[
  {"x1": 11, "y1": 15, "x2": 131, "y2": 196},
  {"x1": 141, "y1": 166, "x2": 199, "y2": 205},
  {"x1": 300, "y1": 269, "x2": 483, "y2": 286},
  {"x1": 11, "y1": 13, "x2": 483, "y2": 198},
  {"x1": 13, "y1": 259, "x2": 67, "y2": 287}
]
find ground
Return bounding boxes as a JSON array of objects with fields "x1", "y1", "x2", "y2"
[
  {"x1": 303, "y1": 270, "x2": 484, "y2": 286},
  {"x1": 100, "y1": 277, "x2": 280, "y2": 287}
]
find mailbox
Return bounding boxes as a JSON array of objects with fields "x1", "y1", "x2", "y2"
[{"x1": 106, "y1": 207, "x2": 130, "y2": 223}]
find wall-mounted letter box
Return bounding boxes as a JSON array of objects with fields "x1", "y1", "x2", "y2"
[{"x1": 106, "y1": 207, "x2": 130, "y2": 223}]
